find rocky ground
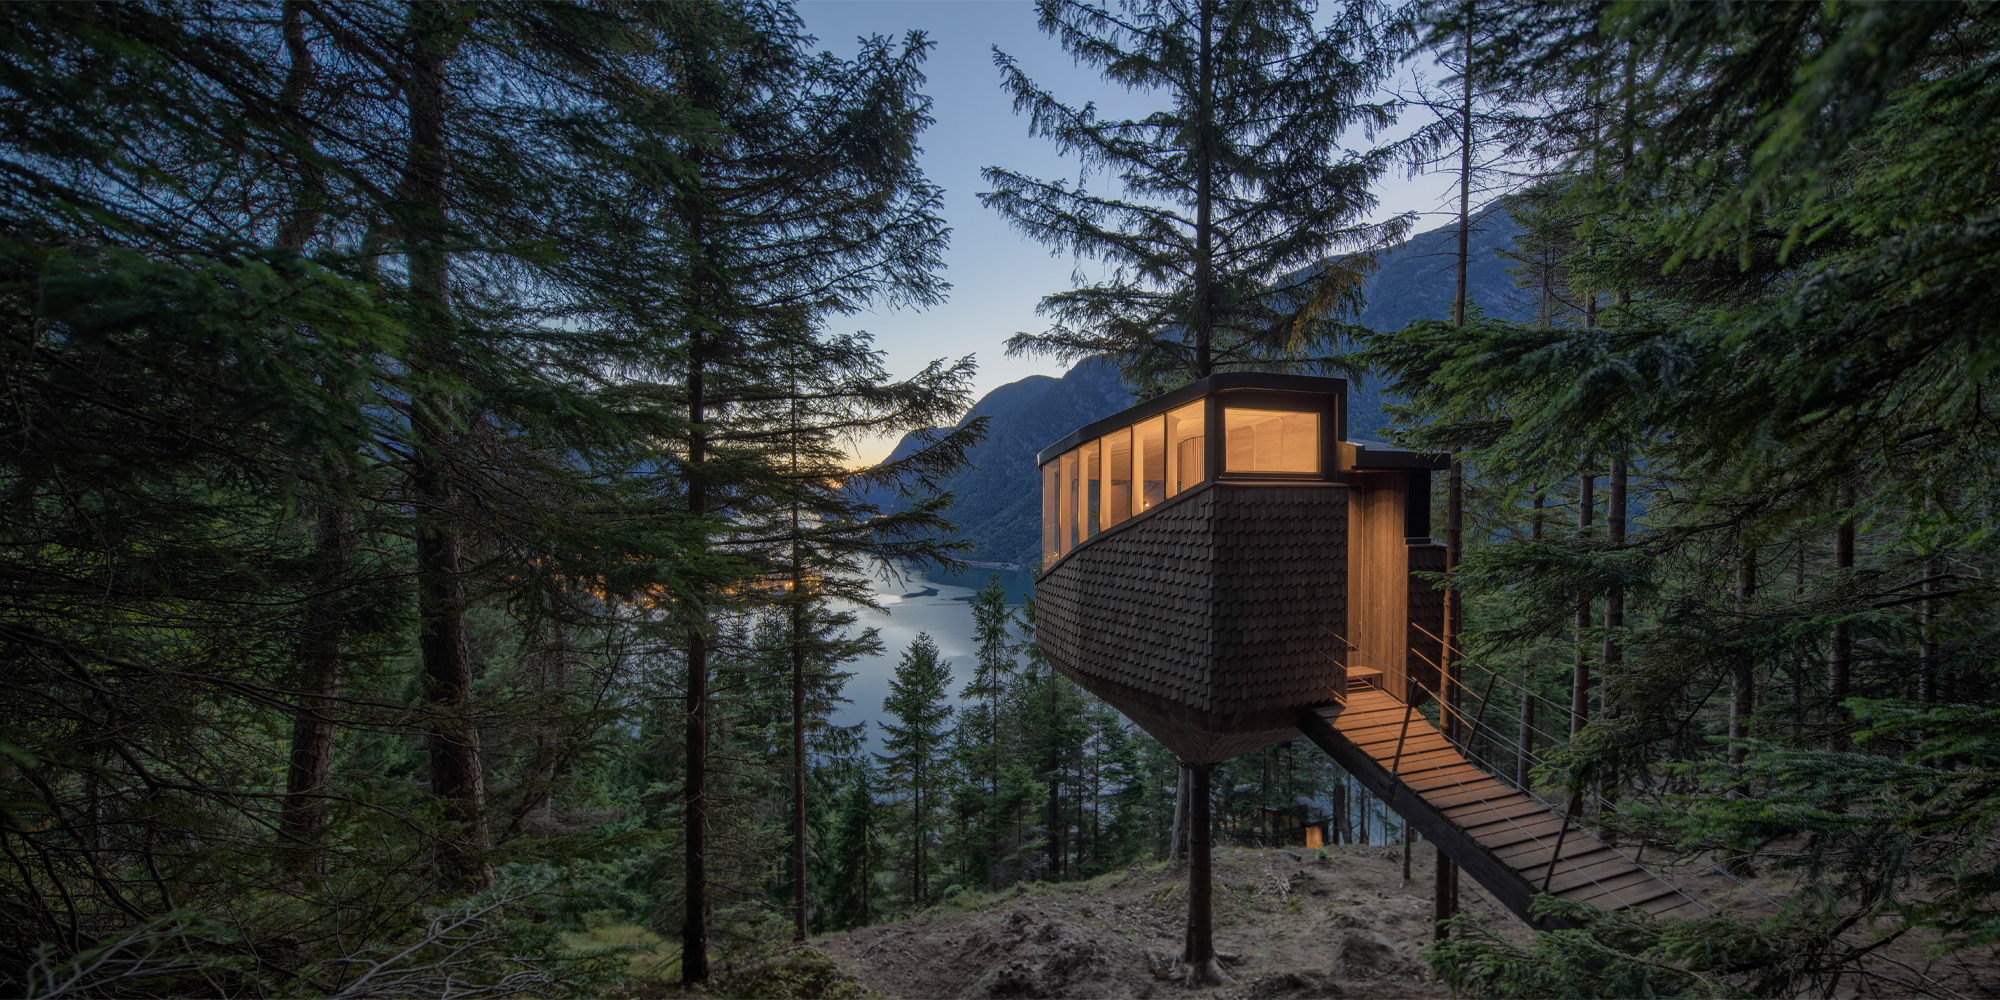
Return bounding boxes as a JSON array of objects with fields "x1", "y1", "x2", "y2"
[
  {"x1": 607, "y1": 841, "x2": 1999, "y2": 999},
  {"x1": 811, "y1": 843, "x2": 1509, "y2": 1000}
]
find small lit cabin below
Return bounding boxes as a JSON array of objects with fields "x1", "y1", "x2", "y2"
[{"x1": 1034, "y1": 373, "x2": 1447, "y2": 764}]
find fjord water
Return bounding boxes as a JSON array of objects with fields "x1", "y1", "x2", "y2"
[{"x1": 828, "y1": 562, "x2": 1036, "y2": 743}]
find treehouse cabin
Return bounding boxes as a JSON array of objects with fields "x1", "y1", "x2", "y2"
[
  {"x1": 1034, "y1": 373, "x2": 1447, "y2": 764},
  {"x1": 1036, "y1": 373, "x2": 1710, "y2": 928}
]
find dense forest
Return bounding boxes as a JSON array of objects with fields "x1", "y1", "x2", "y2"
[{"x1": 3, "y1": 1, "x2": 1998, "y2": 998}]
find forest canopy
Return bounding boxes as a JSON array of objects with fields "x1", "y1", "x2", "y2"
[{"x1": 2, "y1": 1, "x2": 1998, "y2": 998}]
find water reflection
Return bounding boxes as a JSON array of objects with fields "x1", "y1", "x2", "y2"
[{"x1": 826, "y1": 561, "x2": 1035, "y2": 744}]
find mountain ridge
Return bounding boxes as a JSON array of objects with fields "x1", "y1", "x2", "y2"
[{"x1": 869, "y1": 209, "x2": 1526, "y2": 569}]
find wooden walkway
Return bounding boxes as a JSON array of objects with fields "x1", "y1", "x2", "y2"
[{"x1": 1297, "y1": 687, "x2": 1708, "y2": 927}]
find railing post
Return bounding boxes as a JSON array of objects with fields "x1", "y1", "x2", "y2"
[
  {"x1": 1468, "y1": 671, "x2": 1499, "y2": 743},
  {"x1": 1389, "y1": 682, "x2": 1418, "y2": 783},
  {"x1": 1540, "y1": 788, "x2": 1584, "y2": 893}
]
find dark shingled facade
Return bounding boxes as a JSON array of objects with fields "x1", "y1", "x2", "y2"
[{"x1": 1036, "y1": 481, "x2": 1350, "y2": 763}]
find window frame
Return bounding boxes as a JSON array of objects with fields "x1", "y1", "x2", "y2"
[{"x1": 1210, "y1": 389, "x2": 1337, "y2": 482}]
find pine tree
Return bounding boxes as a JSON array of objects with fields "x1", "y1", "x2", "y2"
[
  {"x1": 986, "y1": 0, "x2": 1410, "y2": 392},
  {"x1": 0, "y1": 0, "x2": 727, "y2": 979},
  {"x1": 634, "y1": 3, "x2": 969, "y2": 978},
  {"x1": 1386, "y1": 4, "x2": 2000, "y2": 993},
  {"x1": 822, "y1": 757, "x2": 883, "y2": 930},
  {"x1": 878, "y1": 633, "x2": 955, "y2": 911},
  {"x1": 952, "y1": 574, "x2": 1021, "y2": 888}
]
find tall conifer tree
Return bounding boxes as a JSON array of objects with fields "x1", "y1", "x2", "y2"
[
  {"x1": 986, "y1": 0, "x2": 1409, "y2": 392},
  {"x1": 638, "y1": 4, "x2": 967, "y2": 978},
  {"x1": 878, "y1": 633, "x2": 955, "y2": 910}
]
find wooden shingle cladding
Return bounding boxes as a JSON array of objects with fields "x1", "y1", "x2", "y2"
[{"x1": 1035, "y1": 481, "x2": 1348, "y2": 763}]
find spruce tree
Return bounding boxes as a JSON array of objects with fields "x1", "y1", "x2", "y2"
[
  {"x1": 878, "y1": 633, "x2": 955, "y2": 911},
  {"x1": 634, "y1": 3, "x2": 971, "y2": 978},
  {"x1": 955, "y1": 574, "x2": 1020, "y2": 888},
  {"x1": 0, "y1": 0, "x2": 728, "y2": 981},
  {"x1": 986, "y1": 0, "x2": 1410, "y2": 392},
  {"x1": 1386, "y1": 4, "x2": 2000, "y2": 993}
]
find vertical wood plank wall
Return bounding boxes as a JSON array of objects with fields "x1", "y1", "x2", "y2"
[
  {"x1": 1408, "y1": 543, "x2": 1447, "y2": 701},
  {"x1": 1342, "y1": 472, "x2": 1407, "y2": 699}
]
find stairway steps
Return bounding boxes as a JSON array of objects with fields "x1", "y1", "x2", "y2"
[{"x1": 1298, "y1": 689, "x2": 1708, "y2": 930}]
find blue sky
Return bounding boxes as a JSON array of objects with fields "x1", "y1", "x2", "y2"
[{"x1": 794, "y1": 1, "x2": 1458, "y2": 463}]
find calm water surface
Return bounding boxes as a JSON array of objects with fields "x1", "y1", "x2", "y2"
[
  {"x1": 828, "y1": 564, "x2": 1404, "y2": 842},
  {"x1": 827, "y1": 562, "x2": 1035, "y2": 744}
]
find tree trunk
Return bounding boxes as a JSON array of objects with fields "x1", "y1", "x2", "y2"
[
  {"x1": 403, "y1": 2, "x2": 486, "y2": 890},
  {"x1": 1170, "y1": 764, "x2": 1189, "y2": 860},
  {"x1": 1183, "y1": 762, "x2": 1224, "y2": 984},
  {"x1": 282, "y1": 506, "x2": 353, "y2": 878},
  {"x1": 1602, "y1": 455, "x2": 1625, "y2": 718},
  {"x1": 1522, "y1": 491, "x2": 1542, "y2": 788},
  {"x1": 1445, "y1": 455, "x2": 1463, "y2": 733},
  {"x1": 1572, "y1": 470, "x2": 1594, "y2": 736},
  {"x1": 1438, "y1": 22, "x2": 1474, "y2": 920},
  {"x1": 1920, "y1": 554, "x2": 1938, "y2": 709},
  {"x1": 1730, "y1": 555, "x2": 1756, "y2": 766},
  {"x1": 275, "y1": 0, "x2": 346, "y2": 880},
  {"x1": 1452, "y1": 0, "x2": 1473, "y2": 330},
  {"x1": 1190, "y1": 0, "x2": 1215, "y2": 377},
  {"x1": 792, "y1": 597, "x2": 808, "y2": 942},
  {"x1": 682, "y1": 344, "x2": 710, "y2": 980},
  {"x1": 1516, "y1": 664, "x2": 1535, "y2": 788},
  {"x1": 1828, "y1": 488, "x2": 1855, "y2": 752},
  {"x1": 913, "y1": 760, "x2": 925, "y2": 907},
  {"x1": 1438, "y1": 451, "x2": 1462, "y2": 926},
  {"x1": 1433, "y1": 842, "x2": 1456, "y2": 941}
]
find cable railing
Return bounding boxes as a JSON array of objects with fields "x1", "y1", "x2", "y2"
[
  {"x1": 1317, "y1": 620, "x2": 1625, "y2": 829},
  {"x1": 1322, "y1": 624, "x2": 1955, "y2": 994},
  {"x1": 1407, "y1": 622, "x2": 1642, "y2": 821},
  {"x1": 1317, "y1": 625, "x2": 1707, "y2": 915},
  {"x1": 1322, "y1": 624, "x2": 1573, "y2": 775}
]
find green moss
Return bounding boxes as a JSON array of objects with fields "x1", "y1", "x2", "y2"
[{"x1": 560, "y1": 923, "x2": 680, "y2": 983}]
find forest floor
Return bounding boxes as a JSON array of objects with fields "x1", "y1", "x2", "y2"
[
  {"x1": 606, "y1": 842, "x2": 2000, "y2": 999},
  {"x1": 809, "y1": 843, "x2": 1502, "y2": 1000}
]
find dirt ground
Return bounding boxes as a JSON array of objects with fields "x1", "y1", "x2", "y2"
[
  {"x1": 812, "y1": 843, "x2": 1513, "y2": 1000},
  {"x1": 804, "y1": 845, "x2": 2000, "y2": 1000}
]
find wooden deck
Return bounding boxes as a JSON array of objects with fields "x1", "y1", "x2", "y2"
[{"x1": 1298, "y1": 687, "x2": 1708, "y2": 928}]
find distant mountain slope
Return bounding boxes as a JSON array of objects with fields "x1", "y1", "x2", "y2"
[
  {"x1": 866, "y1": 358, "x2": 1131, "y2": 569},
  {"x1": 874, "y1": 210, "x2": 1524, "y2": 568},
  {"x1": 1358, "y1": 206, "x2": 1525, "y2": 335}
]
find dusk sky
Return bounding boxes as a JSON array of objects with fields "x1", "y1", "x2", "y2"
[{"x1": 795, "y1": 0, "x2": 1462, "y2": 464}]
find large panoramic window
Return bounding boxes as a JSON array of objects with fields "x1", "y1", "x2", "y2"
[
  {"x1": 1041, "y1": 462, "x2": 1060, "y2": 568},
  {"x1": 1166, "y1": 402, "x2": 1205, "y2": 494},
  {"x1": 1060, "y1": 449, "x2": 1078, "y2": 556},
  {"x1": 1040, "y1": 398, "x2": 1213, "y2": 566},
  {"x1": 1103, "y1": 426, "x2": 1133, "y2": 528},
  {"x1": 1080, "y1": 437, "x2": 1101, "y2": 540},
  {"x1": 1223, "y1": 408, "x2": 1319, "y2": 474},
  {"x1": 1135, "y1": 415, "x2": 1166, "y2": 512}
]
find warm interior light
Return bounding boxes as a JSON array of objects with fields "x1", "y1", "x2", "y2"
[
  {"x1": 1223, "y1": 408, "x2": 1319, "y2": 474},
  {"x1": 1103, "y1": 427, "x2": 1132, "y2": 527},
  {"x1": 1166, "y1": 401, "x2": 1205, "y2": 494},
  {"x1": 1042, "y1": 399, "x2": 1214, "y2": 564}
]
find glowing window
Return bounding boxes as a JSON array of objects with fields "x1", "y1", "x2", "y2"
[
  {"x1": 1102, "y1": 427, "x2": 1132, "y2": 528},
  {"x1": 1059, "y1": 449, "x2": 1079, "y2": 554},
  {"x1": 1135, "y1": 416, "x2": 1166, "y2": 512},
  {"x1": 1223, "y1": 408, "x2": 1319, "y2": 474},
  {"x1": 1165, "y1": 402, "x2": 1206, "y2": 496},
  {"x1": 1041, "y1": 461, "x2": 1059, "y2": 568},
  {"x1": 1080, "y1": 438, "x2": 1101, "y2": 539}
]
